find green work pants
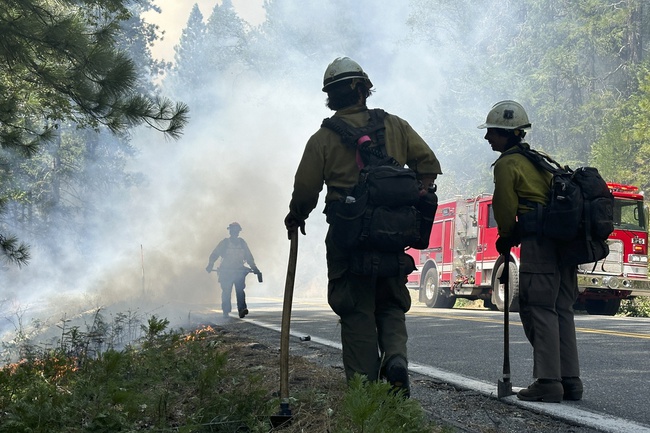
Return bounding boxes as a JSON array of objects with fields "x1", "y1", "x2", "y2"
[
  {"x1": 518, "y1": 235, "x2": 580, "y2": 380},
  {"x1": 325, "y1": 227, "x2": 411, "y2": 382},
  {"x1": 218, "y1": 269, "x2": 249, "y2": 314}
]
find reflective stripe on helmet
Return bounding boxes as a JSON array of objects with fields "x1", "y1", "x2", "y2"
[{"x1": 322, "y1": 57, "x2": 373, "y2": 92}]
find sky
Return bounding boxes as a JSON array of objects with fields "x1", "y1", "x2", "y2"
[{"x1": 143, "y1": 0, "x2": 266, "y2": 62}]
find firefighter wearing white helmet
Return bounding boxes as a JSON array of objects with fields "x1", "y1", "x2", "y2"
[
  {"x1": 206, "y1": 222, "x2": 261, "y2": 319},
  {"x1": 480, "y1": 100, "x2": 583, "y2": 403},
  {"x1": 285, "y1": 56, "x2": 442, "y2": 397},
  {"x1": 478, "y1": 100, "x2": 532, "y2": 131},
  {"x1": 322, "y1": 56, "x2": 373, "y2": 92}
]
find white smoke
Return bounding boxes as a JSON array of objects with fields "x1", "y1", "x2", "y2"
[{"x1": 1, "y1": 0, "x2": 506, "y2": 349}]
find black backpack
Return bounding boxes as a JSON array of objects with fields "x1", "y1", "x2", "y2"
[
  {"x1": 514, "y1": 144, "x2": 614, "y2": 265},
  {"x1": 322, "y1": 109, "x2": 438, "y2": 276}
]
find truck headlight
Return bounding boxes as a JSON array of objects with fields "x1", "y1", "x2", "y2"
[{"x1": 603, "y1": 276, "x2": 620, "y2": 289}]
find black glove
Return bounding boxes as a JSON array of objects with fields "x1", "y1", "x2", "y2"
[
  {"x1": 284, "y1": 213, "x2": 306, "y2": 239},
  {"x1": 253, "y1": 268, "x2": 263, "y2": 283},
  {"x1": 495, "y1": 235, "x2": 519, "y2": 255}
]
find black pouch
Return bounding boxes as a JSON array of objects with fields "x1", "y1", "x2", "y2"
[
  {"x1": 517, "y1": 203, "x2": 542, "y2": 236},
  {"x1": 559, "y1": 238, "x2": 609, "y2": 266},
  {"x1": 410, "y1": 189, "x2": 438, "y2": 249},
  {"x1": 326, "y1": 192, "x2": 368, "y2": 249},
  {"x1": 349, "y1": 250, "x2": 416, "y2": 277},
  {"x1": 362, "y1": 165, "x2": 421, "y2": 207},
  {"x1": 589, "y1": 196, "x2": 615, "y2": 239},
  {"x1": 362, "y1": 205, "x2": 421, "y2": 251},
  {"x1": 572, "y1": 167, "x2": 614, "y2": 240},
  {"x1": 543, "y1": 173, "x2": 583, "y2": 240}
]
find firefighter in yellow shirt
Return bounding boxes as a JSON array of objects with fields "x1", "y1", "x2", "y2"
[
  {"x1": 285, "y1": 57, "x2": 442, "y2": 397},
  {"x1": 479, "y1": 100, "x2": 582, "y2": 402}
]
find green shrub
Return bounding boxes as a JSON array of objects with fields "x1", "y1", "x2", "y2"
[
  {"x1": 453, "y1": 298, "x2": 485, "y2": 309},
  {"x1": 0, "y1": 315, "x2": 444, "y2": 433},
  {"x1": 618, "y1": 297, "x2": 650, "y2": 317},
  {"x1": 332, "y1": 375, "x2": 435, "y2": 433},
  {"x1": 0, "y1": 323, "x2": 273, "y2": 433}
]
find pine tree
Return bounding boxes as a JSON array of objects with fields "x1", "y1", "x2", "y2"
[
  {"x1": 0, "y1": 0, "x2": 189, "y2": 266},
  {"x1": 204, "y1": 0, "x2": 248, "y2": 72},
  {"x1": 167, "y1": 4, "x2": 208, "y2": 100}
]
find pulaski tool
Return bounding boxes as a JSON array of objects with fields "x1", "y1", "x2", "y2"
[
  {"x1": 498, "y1": 248, "x2": 515, "y2": 398},
  {"x1": 270, "y1": 230, "x2": 298, "y2": 428}
]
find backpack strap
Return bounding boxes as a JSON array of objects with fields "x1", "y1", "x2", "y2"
[
  {"x1": 321, "y1": 109, "x2": 387, "y2": 147},
  {"x1": 322, "y1": 109, "x2": 396, "y2": 167},
  {"x1": 508, "y1": 144, "x2": 566, "y2": 238},
  {"x1": 584, "y1": 199, "x2": 593, "y2": 241},
  {"x1": 510, "y1": 143, "x2": 572, "y2": 176}
]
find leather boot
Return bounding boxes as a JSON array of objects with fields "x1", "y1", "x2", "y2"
[
  {"x1": 383, "y1": 355, "x2": 410, "y2": 398},
  {"x1": 517, "y1": 379, "x2": 563, "y2": 402},
  {"x1": 562, "y1": 377, "x2": 583, "y2": 401}
]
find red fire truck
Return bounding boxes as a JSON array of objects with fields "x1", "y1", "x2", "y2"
[{"x1": 406, "y1": 183, "x2": 650, "y2": 315}]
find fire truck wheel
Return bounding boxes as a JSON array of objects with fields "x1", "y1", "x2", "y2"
[
  {"x1": 584, "y1": 299, "x2": 621, "y2": 316},
  {"x1": 421, "y1": 267, "x2": 452, "y2": 308},
  {"x1": 491, "y1": 258, "x2": 520, "y2": 312}
]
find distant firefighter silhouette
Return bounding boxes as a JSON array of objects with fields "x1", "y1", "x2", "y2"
[{"x1": 206, "y1": 222, "x2": 261, "y2": 318}]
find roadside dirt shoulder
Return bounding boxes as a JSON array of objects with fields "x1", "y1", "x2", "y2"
[{"x1": 228, "y1": 320, "x2": 603, "y2": 433}]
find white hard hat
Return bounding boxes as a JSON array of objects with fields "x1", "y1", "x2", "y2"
[
  {"x1": 477, "y1": 100, "x2": 531, "y2": 130},
  {"x1": 322, "y1": 57, "x2": 373, "y2": 92}
]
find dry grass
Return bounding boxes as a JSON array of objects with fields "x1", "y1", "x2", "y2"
[{"x1": 215, "y1": 327, "x2": 348, "y2": 432}]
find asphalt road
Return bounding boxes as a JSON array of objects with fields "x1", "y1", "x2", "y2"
[{"x1": 240, "y1": 296, "x2": 650, "y2": 431}]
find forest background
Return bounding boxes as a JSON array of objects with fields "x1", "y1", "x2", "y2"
[{"x1": 1, "y1": 0, "x2": 649, "y2": 343}]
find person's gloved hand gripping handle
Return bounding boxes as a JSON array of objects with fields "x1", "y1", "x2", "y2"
[
  {"x1": 495, "y1": 234, "x2": 520, "y2": 256},
  {"x1": 284, "y1": 213, "x2": 306, "y2": 239}
]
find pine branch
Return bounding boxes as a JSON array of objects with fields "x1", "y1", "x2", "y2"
[{"x1": 0, "y1": 233, "x2": 31, "y2": 267}]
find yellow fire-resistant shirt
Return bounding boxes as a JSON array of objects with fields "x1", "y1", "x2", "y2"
[
  {"x1": 492, "y1": 142, "x2": 552, "y2": 238},
  {"x1": 289, "y1": 104, "x2": 442, "y2": 221}
]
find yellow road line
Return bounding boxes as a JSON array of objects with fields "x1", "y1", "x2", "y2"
[
  {"x1": 574, "y1": 327, "x2": 650, "y2": 339},
  {"x1": 410, "y1": 310, "x2": 503, "y2": 324},
  {"x1": 410, "y1": 310, "x2": 650, "y2": 339},
  {"x1": 253, "y1": 298, "x2": 650, "y2": 340}
]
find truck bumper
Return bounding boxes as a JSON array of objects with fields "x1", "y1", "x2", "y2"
[{"x1": 577, "y1": 274, "x2": 650, "y2": 296}]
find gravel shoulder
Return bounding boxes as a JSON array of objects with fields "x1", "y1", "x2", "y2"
[{"x1": 228, "y1": 319, "x2": 604, "y2": 433}]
